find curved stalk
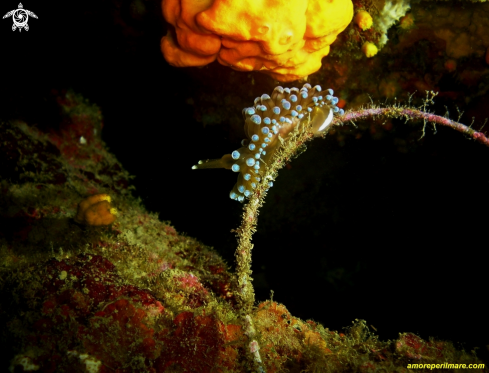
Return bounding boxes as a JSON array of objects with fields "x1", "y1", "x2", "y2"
[{"x1": 232, "y1": 102, "x2": 489, "y2": 372}]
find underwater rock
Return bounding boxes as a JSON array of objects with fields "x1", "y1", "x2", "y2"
[{"x1": 1, "y1": 90, "x2": 485, "y2": 372}]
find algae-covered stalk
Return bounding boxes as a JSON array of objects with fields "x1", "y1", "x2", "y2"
[{"x1": 194, "y1": 84, "x2": 489, "y2": 372}]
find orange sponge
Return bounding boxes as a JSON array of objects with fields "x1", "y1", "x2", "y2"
[
  {"x1": 74, "y1": 194, "x2": 118, "y2": 226},
  {"x1": 160, "y1": 0, "x2": 353, "y2": 82}
]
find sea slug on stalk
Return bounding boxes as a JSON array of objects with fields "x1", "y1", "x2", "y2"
[{"x1": 192, "y1": 83, "x2": 343, "y2": 202}]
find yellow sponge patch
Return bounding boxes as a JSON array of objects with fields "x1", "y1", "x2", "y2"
[
  {"x1": 362, "y1": 41, "x2": 378, "y2": 58},
  {"x1": 354, "y1": 10, "x2": 373, "y2": 31}
]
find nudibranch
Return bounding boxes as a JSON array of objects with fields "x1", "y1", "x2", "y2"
[{"x1": 192, "y1": 84, "x2": 344, "y2": 202}]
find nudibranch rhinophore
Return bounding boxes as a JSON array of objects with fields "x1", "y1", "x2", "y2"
[{"x1": 192, "y1": 84, "x2": 344, "y2": 202}]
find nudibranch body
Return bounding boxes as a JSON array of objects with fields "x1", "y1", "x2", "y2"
[{"x1": 193, "y1": 84, "x2": 344, "y2": 202}]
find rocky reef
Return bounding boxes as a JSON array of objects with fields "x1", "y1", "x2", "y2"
[
  {"x1": 0, "y1": 86, "x2": 486, "y2": 373},
  {"x1": 2, "y1": 0, "x2": 489, "y2": 371}
]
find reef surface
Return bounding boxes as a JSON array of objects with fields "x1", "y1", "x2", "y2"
[{"x1": 0, "y1": 88, "x2": 486, "y2": 373}]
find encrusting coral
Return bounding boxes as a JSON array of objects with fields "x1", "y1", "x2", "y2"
[
  {"x1": 373, "y1": 0, "x2": 412, "y2": 47},
  {"x1": 160, "y1": 0, "x2": 353, "y2": 81},
  {"x1": 1, "y1": 89, "x2": 487, "y2": 372},
  {"x1": 398, "y1": 1, "x2": 489, "y2": 61}
]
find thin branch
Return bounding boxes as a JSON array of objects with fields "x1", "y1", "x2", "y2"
[
  {"x1": 232, "y1": 102, "x2": 489, "y2": 372},
  {"x1": 334, "y1": 107, "x2": 489, "y2": 147}
]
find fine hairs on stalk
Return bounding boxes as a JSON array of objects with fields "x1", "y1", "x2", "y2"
[
  {"x1": 233, "y1": 89, "x2": 489, "y2": 315},
  {"x1": 193, "y1": 86, "x2": 489, "y2": 372}
]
